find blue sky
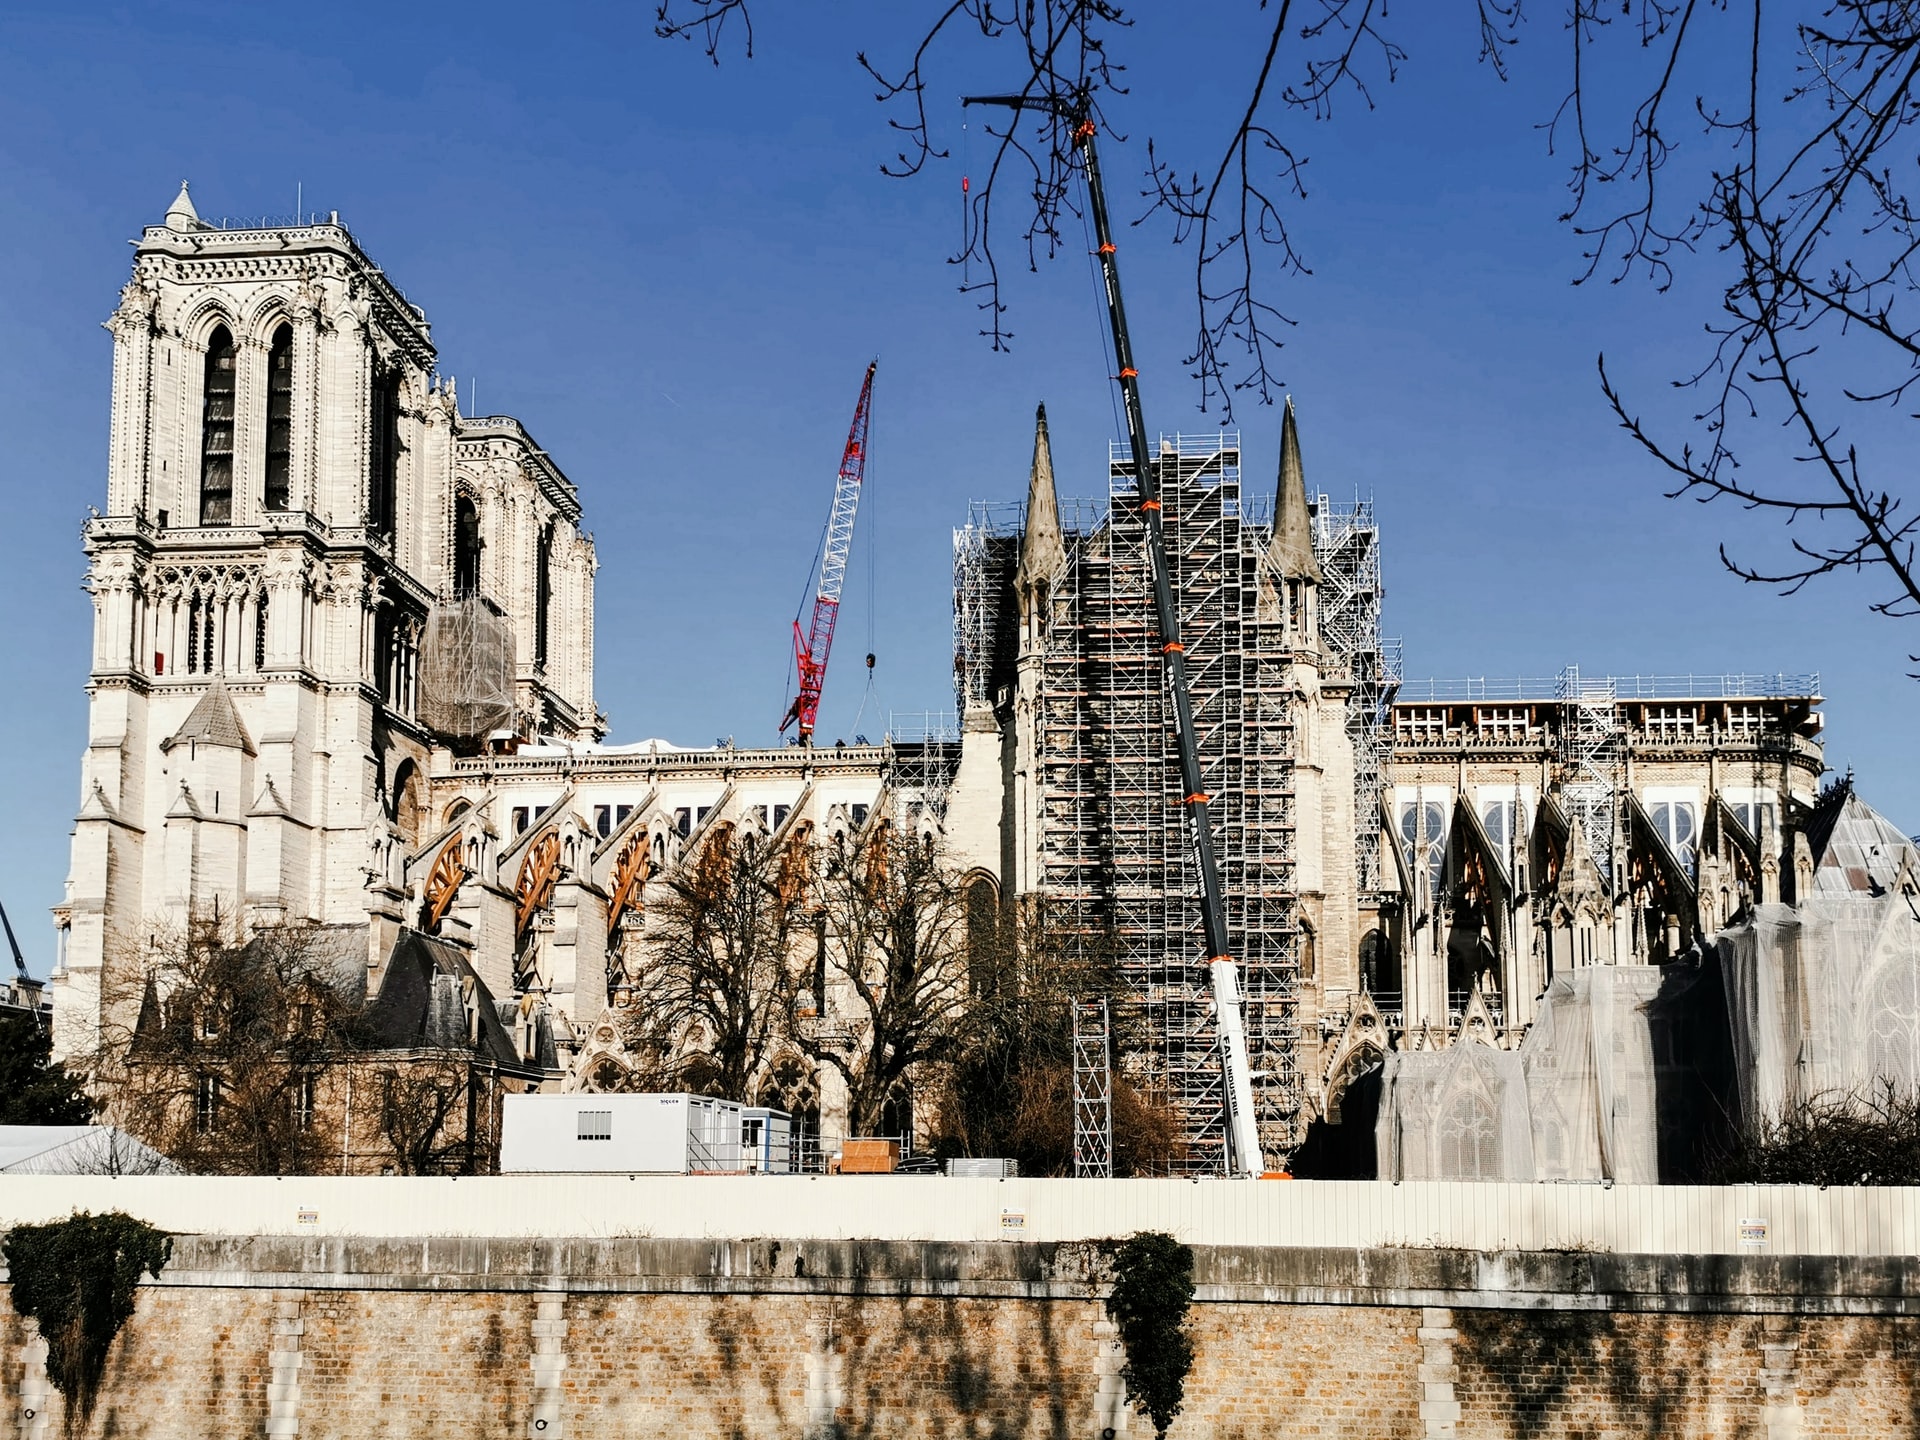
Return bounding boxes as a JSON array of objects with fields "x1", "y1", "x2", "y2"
[{"x1": 0, "y1": 4, "x2": 1911, "y2": 971}]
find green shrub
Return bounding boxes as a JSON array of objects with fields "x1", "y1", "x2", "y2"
[
  {"x1": 1105, "y1": 1230, "x2": 1196, "y2": 1437},
  {"x1": 4, "y1": 1211, "x2": 171, "y2": 1432}
]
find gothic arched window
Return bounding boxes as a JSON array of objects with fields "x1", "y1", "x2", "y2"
[
  {"x1": 1438, "y1": 1085, "x2": 1500, "y2": 1179},
  {"x1": 453, "y1": 492, "x2": 482, "y2": 597},
  {"x1": 368, "y1": 372, "x2": 400, "y2": 539},
  {"x1": 199, "y1": 326, "x2": 236, "y2": 525},
  {"x1": 263, "y1": 324, "x2": 293, "y2": 511},
  {"x1": 535, "y1": 522, "x2": 555, "y2": 669}
]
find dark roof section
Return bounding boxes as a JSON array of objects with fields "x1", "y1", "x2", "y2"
[
  {"x1": 366, "y1": 930, "x2": 548, "y2": 1076},
  {"x1": 161, "y1": 679, "x2": 255, "y2": 756}
]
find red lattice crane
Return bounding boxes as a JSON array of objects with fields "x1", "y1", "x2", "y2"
[{"x1": 781, "y1": 362, "x2": 877, "y2": 745}]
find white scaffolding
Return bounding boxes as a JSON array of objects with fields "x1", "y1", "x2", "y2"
[
  {"x1": 1309, "y1": 494, "x2": 1400, "y2": 898},
  {"x1": 1072, "y1": 998, "x2": 1114, "y2": 1178},
  {"x1": 1556, "y1": 666, "x2": 1624, "y2": 884}
]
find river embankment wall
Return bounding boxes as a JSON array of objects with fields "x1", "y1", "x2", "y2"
[{"x1": 1, "y1": 1179, "x2": 1915, "y2": 1437}]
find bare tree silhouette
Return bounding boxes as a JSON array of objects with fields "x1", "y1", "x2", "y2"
[{"x1": 654, "y1": 1, "x2": 1920, "y2": 667}]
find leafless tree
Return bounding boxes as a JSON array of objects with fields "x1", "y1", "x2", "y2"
[
  {"x1": 375, "y1": 1050, "x2": 493, "y2": 1175},
  {"x1": 95, "y1": 918, "x2": 366, "y2": 1175},
  {"x1": 625, "y1": 822, "x2": 808, "y2": 1102},
  {"x1": 656, "y1": 2, "x2": 1920, "y2": 666},
  {"x1": 1580, "y1": 2, "x2": 1920, "y2": 672},
  {"x1": 1708, "y1": 1082, "x2": 1920, "y2": 1185},
  {"x1": 932, "y1": 898, "x2": 1180, "y2": 1174},
  {"x1": 799, "y1": 826, "x2": 973, "y2": 1136}
]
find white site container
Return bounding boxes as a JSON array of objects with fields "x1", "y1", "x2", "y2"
[{"x1": 499, "y1": 1093, "x2": 792, "y2": 1174}]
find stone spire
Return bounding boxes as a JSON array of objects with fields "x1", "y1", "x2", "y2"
[
  {"x1": 1267, "y1": 396, "x2": 1323, "y2": 582},
  {"x1": 1017, "y1": 403, "x2": 1065, "y2": 591},
  {"x1": 164, "y1": 180, "x2": 201, "y2": 234}
]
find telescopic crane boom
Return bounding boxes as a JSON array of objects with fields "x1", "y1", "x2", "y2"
[
  {"x1": 962, "y1": 96, "x2": 1265, "y2": 1176},
  {"x1": 781, "y1": 362, "x2": 878, "y2": 745}
]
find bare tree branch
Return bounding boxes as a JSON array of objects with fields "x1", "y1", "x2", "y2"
[{"x1": 651, "y1": 2, "x2": 1920, "y2": 662}]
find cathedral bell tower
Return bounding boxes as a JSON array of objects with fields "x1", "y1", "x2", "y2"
[{"x1": 55, "y1": 185, "x2": 599, "y2": 1062}]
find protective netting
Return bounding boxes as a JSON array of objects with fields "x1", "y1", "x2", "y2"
[
  {"x1": 1376, "y1": 967, "x2": 1708, "y2": 1184},
  {"x1": 1717, "y1": 898, "x2": 1920, "y2": 1131},
  {"x1": 418, "y1": 597, "x2": 515, "y2": 741},
  {"x1": 1376, "y1": 790, "x2": 1920, "y2": 1182}
]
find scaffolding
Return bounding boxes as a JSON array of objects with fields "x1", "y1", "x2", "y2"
[
  {"x1": 418, "y1": 596, "x2": 515, "y2": 742},
  {"x1": 1072, "y1": 998, "x2": 1113, "y2": 1178},
  {"x1": 957, "y1": 434, "x2": 1295, "y2": 1169},
  {"x1": 1556, "y1": 666, "x2": 1624, "y2": 884},
  {"x1": 1308, "y1": 494, "x2": 1401, "y2": 898}
]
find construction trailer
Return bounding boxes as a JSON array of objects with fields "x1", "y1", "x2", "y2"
[{"x1": 500, "y1": 1094, "x2": 792, "y2": 1174}]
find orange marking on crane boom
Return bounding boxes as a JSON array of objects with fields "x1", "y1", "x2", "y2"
[
  {"x1": 1162, "y1": 641, "x2": 1184, "y2": 654},
  {"x1": 1185, "y1": 793, "x2": 1211, "y2": 806},
  {"x1": 1099, "y1": 242, "x2": 1116, "y2": 255},
  {"x1": 1075, "y1": 120, "x2": 1097, "y2": 140},
  {"x1": 1119, "y1": 367, "x2": 1138, "y2": 379},
  {"x1": 1140, "y1": 499, "x2": 1161, "y2": 511}
]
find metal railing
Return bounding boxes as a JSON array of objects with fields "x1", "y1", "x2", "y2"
[
  {"x1": 887, "y1": 711, "x2": 960, "y2": 744},
  {"x1": 1397, "y1": 673, "x2": 1820, "y2": 704}
]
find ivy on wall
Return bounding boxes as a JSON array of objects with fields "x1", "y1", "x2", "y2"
[
  {"x1": 4, "y1": 1211, "x2": 171, "y2": 1432},
  {"x1": 1104, "y1": 1230, "x2": 1196, "y2": 1437}
]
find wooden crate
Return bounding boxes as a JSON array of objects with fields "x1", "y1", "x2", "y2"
[{"x1": 838, "y1": 1139, "x2": 900, "y2": 1174}]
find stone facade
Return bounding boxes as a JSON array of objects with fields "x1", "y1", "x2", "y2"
[
  {"x1": 55, "y1": 185, "x2": 597, "y2": 1067},
  {"x1": 4, "y1": 1236, "x2": 1918, "y2": 1438},
  {"x1": 60, "y1": 190, "x2": 1899, "y2": 1180}
]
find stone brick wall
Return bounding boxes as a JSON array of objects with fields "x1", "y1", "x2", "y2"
[{"x1": 3, "y1": 1239, "x2": 1916, "y2": 1438}]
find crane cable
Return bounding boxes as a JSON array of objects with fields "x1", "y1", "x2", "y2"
[
  {"x1": 849, "y1": 380, "x2": 881, "y2": 742},
  {"x1": 783, "y1": 470, "x2": 836, "y2": 735}
]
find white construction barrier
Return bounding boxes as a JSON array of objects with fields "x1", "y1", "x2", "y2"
[{"x1": 0, "y1": 1175, "x2": 1914, "y2": 1255}]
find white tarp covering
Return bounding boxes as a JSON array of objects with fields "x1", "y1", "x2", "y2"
[
  {"x1": 1377, "y1": 789, "x2": 1920, "y2": 1183},
  {"x1": 0, "y1": 1125, "x2": 179, "y2": 1175}
]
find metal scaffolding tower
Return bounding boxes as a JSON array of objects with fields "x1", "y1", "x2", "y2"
[
  {"x1": 958, "y1": 434, "x2": 1303, "y2": 1169},
  {"x1": 954, "y1": 430, "x2": 1381, "y2": 1166},
  {"x1": 1308, "y1": 494, "x2": 1401, "y2": 898},
  {"x1": 1557, "y1": 665, "x2": 1624, "y2": 884},
  {"x1": 1072, "y1": 998, "x2": 1113, "y2": 1178}
]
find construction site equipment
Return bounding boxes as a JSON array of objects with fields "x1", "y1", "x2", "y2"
[
  {"x1": 964, "y1": 94, "x2": 1263, "y2": 1175},
  {"x1": 782, "y1": 362, "x2": 878, "y2": 745},
  {"x1": 499, "y1": 1093, "x2": 793, "y2": 1174},
  {"x1": 418, "y1": 596, "x2": 516, "y2": 742},
  {"x1": 1307, "y1": 494, "x2": 1401, "y2": 897},
  {"x1": 1072, "y1": 998, "x2": 1113, "y2": 1178},
  {"x1": 1557, "y1": 666, "x2": 1624, "y2": 885},
  {"x1": 838, "y1": 1138, "x2": 900, "y2": 1174}
]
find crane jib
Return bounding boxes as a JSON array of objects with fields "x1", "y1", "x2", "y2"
[
  {"x1": 782, "y1": 362, "x2": 878, "y2": 740},
  {"x1": 1075, "y1": 118, "x2": 1266, "y2": 1179}
]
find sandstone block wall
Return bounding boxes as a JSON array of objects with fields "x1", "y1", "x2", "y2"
[{"x1": 1, "y1": 1238, "x2": 1914, "y2": 1438}]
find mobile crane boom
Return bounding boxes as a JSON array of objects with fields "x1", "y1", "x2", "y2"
[
  {"x1": 782, "y1": 362, "x2": 878, "y2": 745},
  {"x1": 963, "y1": 96, "x2": 1265, "y2": 1176}
]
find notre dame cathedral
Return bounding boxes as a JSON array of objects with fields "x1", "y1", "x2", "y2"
[
  {"x1": 53, "y1": 188, "x2": 1918, "y2": 1179},
  {"x1": 54, "y1": 185, "x2": 598, "y2": 1073}
]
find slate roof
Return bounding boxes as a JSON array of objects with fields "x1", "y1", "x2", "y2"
[
  {"x1": 161, "y1": 679, "x2": 255, "y2": 755},
  {"x1": 367, "y1": 930, "x2": 551, "y2": 1075}
]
